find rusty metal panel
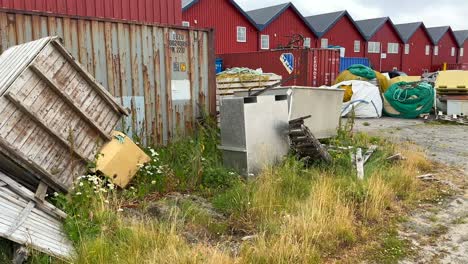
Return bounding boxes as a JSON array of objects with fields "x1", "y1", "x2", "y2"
[
  {"x1": 219, "y1": 48, "x2": 340, "y2": 87},
  {"x1": 0, "y1": 10, "x2": 215, "y2": 147},
  {"x1": 0, "y1": 0, "x2": 182, "y2": 25}
]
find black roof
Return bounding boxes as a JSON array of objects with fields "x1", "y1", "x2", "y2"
[
  {"x1": 246, "y1": 2, "x2": 314, "y2": 33},
  {"x1": 305, "y1": 10, "x2": 365, "y2": 39},
  {"x1": 427, "y1": 26, "x2": 452, "y2": 45},
  {"x1": 182, "y1": 0, "x2": 260, "y2": 30},
  {"x1": 453, "y1": 30, "x2": 468, "y2": 47},
  {"x1": 355, "y1": 17, "x2": 387, "y2": 40},
  {"x1": 394, "y1": 22, "x2": 432, "y2": 44}
]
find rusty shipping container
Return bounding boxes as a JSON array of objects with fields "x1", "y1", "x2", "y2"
[
  {"x1": 219, "y1": 49, "x2": 340, "y2": 87},
  {"x1": 0, "y1": 0, "x2": 182, "y2": 25},
  {"x1": 0, "y1": 10, "x2": 216, "y2": 146}
]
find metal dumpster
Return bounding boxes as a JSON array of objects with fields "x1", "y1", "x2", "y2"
[
  {"x1": 235, "y1": 87, "x2": 344, "y2": 139},
  {"x1": 218, "y1": 95, "x2": 289, "y2": 176}
]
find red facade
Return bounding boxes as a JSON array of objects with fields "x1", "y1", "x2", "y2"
[
  {"x1": 0, "y1": 0, "x2": 182, "y2": 25},
  {"x1": 401, "y1": 27, "x2": 433, "y2": 75},
  {"x1": 432, "y1": 31, "x2": 458, "y2": 66},
  {"x1": 319, "y1": 15, "x2": 365, "y2": 57},
  {"x1": 365, "y1": 22, "x2": 402, "y2": 72},
  {"x1": 182, "y1": 0, "x2": 257, "y2": 54},
  {"x1": 460, "y1": 41, "x2": 468, "y2": 64},
  {"x1": 259, "y1": 7, "x2": 316, "y2": 50}
]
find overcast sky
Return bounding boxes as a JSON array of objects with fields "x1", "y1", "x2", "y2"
[{"x1": 236, "y1": 0, "x2": 468, "y2": 30}]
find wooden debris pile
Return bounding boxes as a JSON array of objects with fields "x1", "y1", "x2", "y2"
[{"x1": 288, "y1": 116, "x2": 332, "y2": 163}]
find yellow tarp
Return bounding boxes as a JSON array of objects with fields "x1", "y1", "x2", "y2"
[
  {"x1": 435, "y1": 70, "x2": 468, "y2": 89},
  {"x1": 334, "y1": 70, "x2": 391, "y2": 99},
  {"x1": 389, "y1": 76, "x2": 421, "y2": 85},
  {"x1": 96, "y1": 131, "x2": 151, "y2": 188}
]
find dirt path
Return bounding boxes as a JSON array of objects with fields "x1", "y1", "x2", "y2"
[{"x1": 353, "y1": 118, "x2": 468, "y2": 264}]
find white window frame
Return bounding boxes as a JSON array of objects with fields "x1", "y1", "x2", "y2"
[
  {"x1": 368, "y1": 41, "x2": 380, "y2": 53},
  {"x1": 303, "y1": 37, "x2": 311, "y2": 48},
  {"x1": 425, "y1": 45, "x2": 430, "y2": 56},
  {"x1": 434, "y1": 46, "x2": 439, "y2": 56},
  {"x1": 321, "y1": 38, "x2": 328, "y2": 48},
  {"x1": 451, "y1": 47, "x2": 456, "y2": 57},
  {"x1": 387, "y1": 43, "x2": 399, "y2": 54},
  {"x1": 260, "y1": 35, "x2": 269, "y2": 50},
  {"x1": 354, "y1": 40, "x2": 360, "y2": 52},
  {"x1": 236, "y1": 26, "x2": 246, "y2": 43},
  {"x1": 182, "y1": 21, "x2": 190, "y2": 27},
  {"x1": 404, "y1": 44, "x2": 410, "y2": 55},
  {"x1": 461, "y1": 48, "x2": 464, "y2": 57}
]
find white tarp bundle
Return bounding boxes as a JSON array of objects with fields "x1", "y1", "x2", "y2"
[{"x1": 332, "y1": 80, "x2": 383, "y2": 118}]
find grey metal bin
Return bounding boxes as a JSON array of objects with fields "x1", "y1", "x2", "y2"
[
  {"x1": 235, "y1": 86, "x2": 344, "y2": 139},
  {"x1": 219, "y1": 95, "x2": 290, "y2": 176}
]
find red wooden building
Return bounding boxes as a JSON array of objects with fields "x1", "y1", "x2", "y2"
[
  {"x1": 356, "y1": 17, "x2": 403, "y2": 72},
  {"x1": 454, "y1": 30, "x2": 468, "y2": 64},
  {"x1": 182, "y1": 0, "x2": 259, "y2": 54},
  {"x1": 427, "y1": 26, "x2": 459, "y2": 68},
  {"x1": 0, "y1": 0, "x2": 181, "y2": 25},
  {"x1": 246, "y1": 2, "x2": 317, "y2": 51},
  {"x1": 395, "y1": 22, "x2": 433, "y2": 75},
  {"x1": 305, "y1": 10, "x2": 366, "y2": 57}
]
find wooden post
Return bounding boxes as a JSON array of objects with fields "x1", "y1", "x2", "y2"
[{"x1": 356, "y1": 148, "x2": 364, "y2": 180}]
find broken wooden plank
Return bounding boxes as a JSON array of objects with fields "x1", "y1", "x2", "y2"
[
  {"x1": 0, "y1": 171, "x2": 73, "y2": 259},
  {"x1": 363, "y1": 145, "x2": 378, "y2": 164},
  {"x1": 288, "y1": 117, "x2": 332, "y2": 163},
  {"x1": 387, "y1": 153, "x2": 406, "y2": 162},
  {"x1": 34, "y1": 182, "x2": 48, "y2": 201},
  {"x1": 0, "y1": 173, "x2": 66, "y2": 219},
  {"x1": 5, "y1": 201, "x2": 35, "y2": 237},
  {"x1": 356, "y1": 148, "x2": 364, "y2": 180}
]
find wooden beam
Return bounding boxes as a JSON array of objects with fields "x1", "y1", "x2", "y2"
[
  {"x1": 34, "y1": 182, "x2": 48, "y2": 201},
  {"x1": 0, "y1": 138, "x2": 68, "y2": 193},
  {"x1": 30, "y1": 64, "x2": 112, "y2": 141},
  {"x1": 0, "y1": 173, "x2": 67, "y2": 219},
  {"x1": 5, "y1": 201, "x2": 35, "y2": 237},
  {"x1": 356, "y1": 148, "x2": 364, "y2": 180},
  {"x1": 5, "y1": 92, "x2": 90, "y2": 163},
  {"x1": 50, "y1": 40, "x2": 128, "y2": 116},
  {"x1": 363, "y1": 145, "x2": 378, "y2": 164}
]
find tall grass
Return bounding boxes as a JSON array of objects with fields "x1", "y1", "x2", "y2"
[{"x1": 31, "y1": 120, "x2": 436, "y2": 264}]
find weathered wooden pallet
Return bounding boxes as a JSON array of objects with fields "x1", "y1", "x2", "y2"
[
  {"x1": 288, "y1": 116, "x2": 332, "y2": 163},
  {"x1": 0, "y1": 37, "x2": 127, "y2": 193},
  {"x1": 0, "y1": 172, "x2": 73, "y2": 260}
]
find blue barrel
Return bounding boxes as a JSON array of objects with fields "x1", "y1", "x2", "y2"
[
  {"x1": 339, "y1": 57, "x2": 370, "y2": 72},
  {"x1": 215, "y1": 58, "x2": 223, "y2": 74}
]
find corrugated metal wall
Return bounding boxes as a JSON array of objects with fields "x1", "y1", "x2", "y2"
[
  {"x1": 220, "y1": 48, "x2": 340, "y2": 87},
  {"x1": 0, "y1": 10, "x2": 215, "y2": 145},
  {"x1": 0, "y1": 0, "x2": 182, "y2": 25},
  {"x1": 339, "y1": 57, "x2": 370, "y2": 72}
]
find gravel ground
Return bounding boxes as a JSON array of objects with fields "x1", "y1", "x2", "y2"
[{"x1": 352, "y1": 117, "x2": 468, "y2": 264}]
